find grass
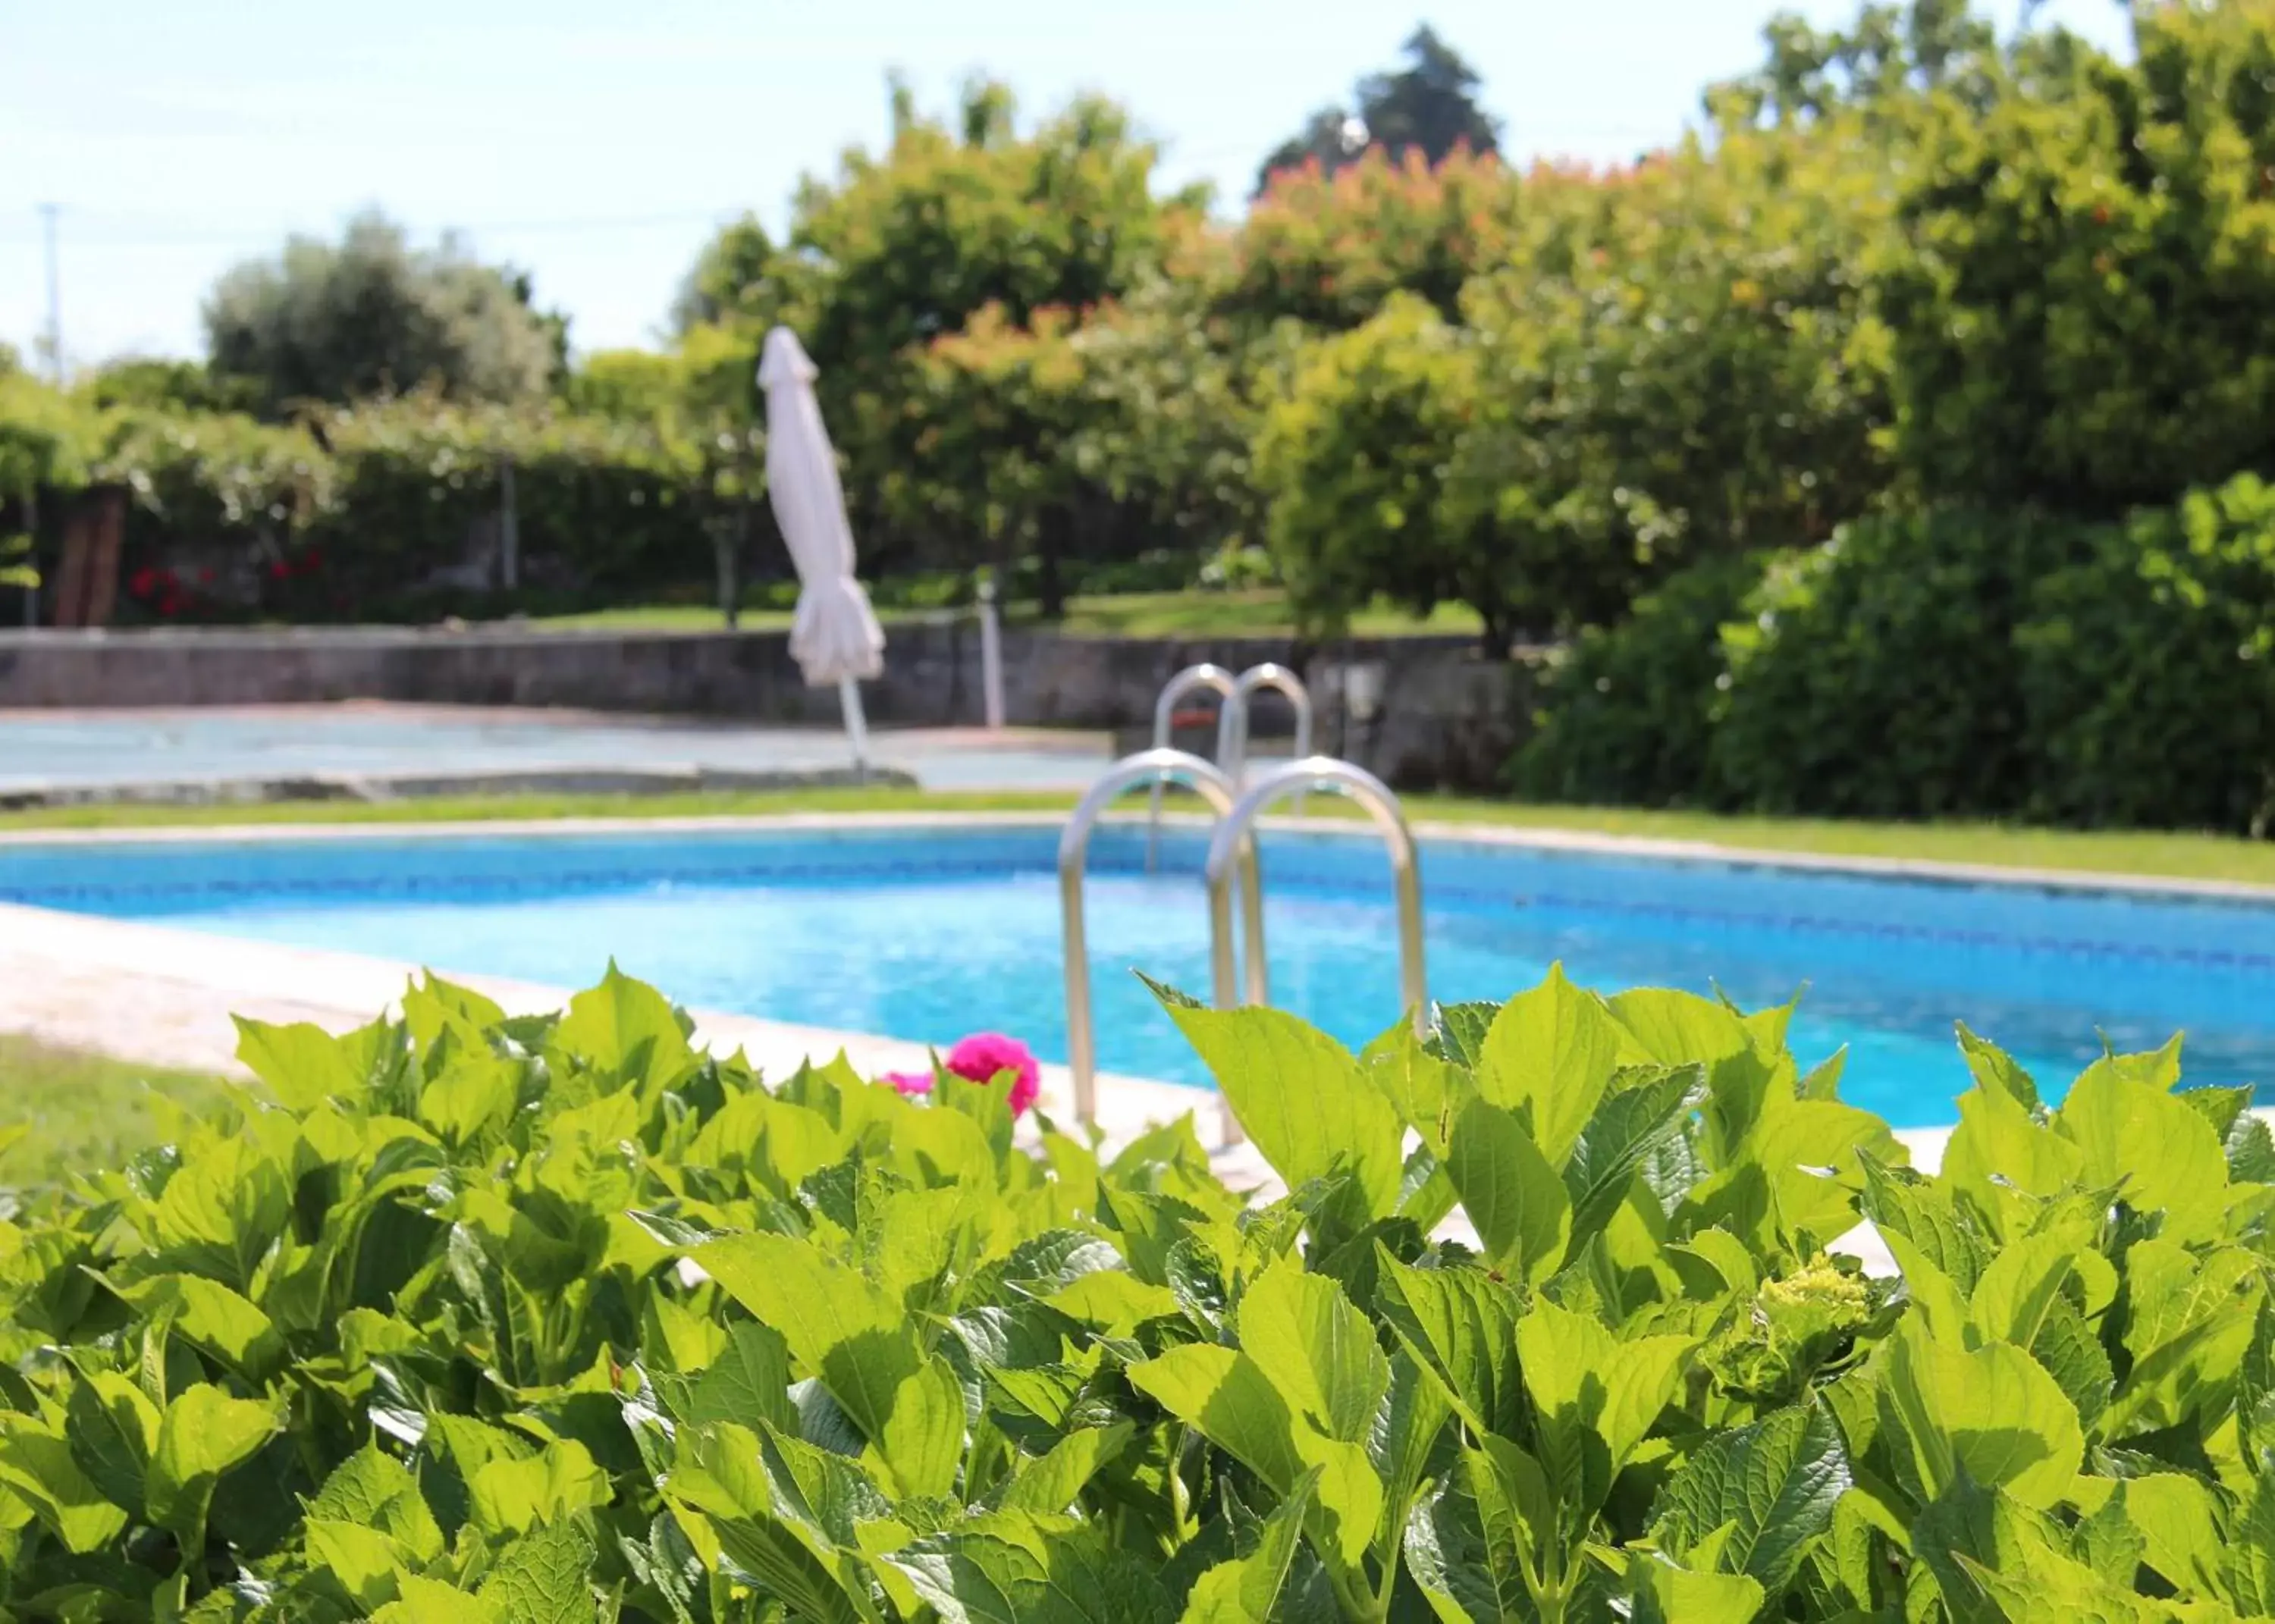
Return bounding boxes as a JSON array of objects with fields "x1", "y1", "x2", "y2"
[
  {"x1": 0, "y1": 1036, "x2": 237, "y2": 1190},
  {"x1": 3, "y1": 784, "x2": 2272, "y2": 887},
  {"x1": 519, "y1": 588, "x2": 1478, "y2": 641}
]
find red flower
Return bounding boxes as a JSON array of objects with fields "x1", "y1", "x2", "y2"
[
  {"x1": 128, "y1": 567, "x2": 160, "y2": 597},
  {"x1": 268, "y1": 560, "x2": 289, "y2": 581}
]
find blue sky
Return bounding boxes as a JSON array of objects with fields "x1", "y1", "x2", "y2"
[{"x1": 0, "y1": 0, "x2": 2133, "y2": 368}]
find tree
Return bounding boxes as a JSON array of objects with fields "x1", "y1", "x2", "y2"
[
  {"x1": 673, "y1": 79, "x2": 1198, "y2": 583},
  {"x1": 669, "y1": 215, "x2": 778, "y2": 335},
  {"x1": 1254, "y1": 25, "x2": 1500, "y2": 194},
  {"x1": 203, "y1": 211, "x2": 561, "y2": 418},
  {"x1": 1252, "y1": 293, "x2": 1524, "y2": 653}
]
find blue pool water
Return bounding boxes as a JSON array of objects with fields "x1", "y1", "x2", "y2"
[{"x1": 6, "y1": 824, "x2": 2272, "y2": 1127}]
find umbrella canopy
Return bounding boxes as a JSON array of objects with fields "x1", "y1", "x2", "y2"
[{"x1": 760, "y1": 327, "x2": 884, "y2": 688}]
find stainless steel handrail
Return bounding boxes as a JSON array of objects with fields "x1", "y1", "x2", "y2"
[
  {"x1": 1062, "y1": 748, "x2": 1263, "y2": 1143},
  {"x1": 1217, "y1": 663, "x2": 1313, "y2": 807},
  {"x1": 1145, "y1": 663, "x2": 1238, "y2": 871},
  {"x1": 1203, "y1": 757, "x2": 1429, "y2": 1097}
]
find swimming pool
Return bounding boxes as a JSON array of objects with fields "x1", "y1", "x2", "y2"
[{"x1": 5, "y1": 821, "x2": 2270, "y2": 1127}]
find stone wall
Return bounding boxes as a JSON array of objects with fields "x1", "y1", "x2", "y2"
[{"x1": 0, "y1": 622, "x2": 1536, "y2": 789}]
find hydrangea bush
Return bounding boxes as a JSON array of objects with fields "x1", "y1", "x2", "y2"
[{"x1": 0, "y1": 964, "x2": 2269, "y2": 1621}]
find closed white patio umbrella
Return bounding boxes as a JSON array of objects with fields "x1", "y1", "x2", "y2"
[{"x1": 760, "y1": 326, "x2": 886, "y2": 769}]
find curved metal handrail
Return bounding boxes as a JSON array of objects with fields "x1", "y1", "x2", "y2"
[
  {"x1": 1217, "y1": 663, "x2": 1314, "y2": 806},
  {"x1": 1203, "y1": 756, "x2": 1429, "y2": 1064},
  {"x1": 1062, "y1": 748, "x2": 1263, "y2": 1143},
  {"x1": 1145, "y1": 663, "x2": 1238, "y2": 872}
]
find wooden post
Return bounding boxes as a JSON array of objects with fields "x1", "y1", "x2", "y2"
[
  {"x1": 83, "y1": 488, "x2": 124, "y2": 627},
  {"x1": 50, "y1": 487, "x2": 128, "y2": 627}
]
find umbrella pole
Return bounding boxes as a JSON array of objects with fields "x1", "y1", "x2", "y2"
[{"x1": 837, "y1": 676, "x2": 871, "y2": 778}]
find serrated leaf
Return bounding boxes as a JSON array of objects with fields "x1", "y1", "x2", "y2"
[
  {"x1": 1236, "y1": 1257, "x2": 1390, "y2": 1445},
  {"x1": 995, "y1": 1422, "x2": 1134, "y2": 1515},
  {"x1": 550, "y1": 962, "x2": 696, "y2": 1092},
  {"x1": 64, "y1": 1372, "x2": 158, "y2": 1521},
  {"x1": 110, "y1": 1273, "x2": 284, "y2": 1383},
  {"x1": 888, "y1": 1524, "x2": 1176, "y2": 1624},
  {"x1": 475, "y1": 1516, "x2": 598, "y2": 1624},
  {"x1": 1561, "y1": 1063, "x2": 1702, "y2": 1249},
  {"x1": 1954, "y1": 1024, "x2": 2039, "y2": 1112},
  {"x1": 695, "y1": 1231, "x2": 919, "y2": 1449},
  {"x1": 874, "y1": 1353, "x2": 965, "y2": 1502},
  {"x1": 1126, "y1": 1343, "x2": 1380, "y2": 1569},
  {"x1": 232, "y1": 1017, "x2": 373, "y2": 1111},
  {"x1": 1885, "y1": 1323, "x2": 2082, "y2": 1510},
  {"x1": 0, "y1": 1412, "x2": 130, "y2": 1553},
  {"x1": 374, "y1": 1575, "x2": 501, "y2": 1623},
  {"x1": 308, "y1": 1517, "x2": 421, "y2": 1612},
  {"x1": 1651, "y1": 1400, "x2": 1851, "y2": 1597},
  {"x1": 306, "y1": 1440, "x2": 443, "y2": 1563},
  {"x1": 2057, "y1": 1068, "x2": 2230, "y2": 1243},
  {"x1": 469, "y1": 1437, "x2": 610, "y2": 1538},
  {"x1": 1443, "y1": 1097, "x2": 1571, "y2": 1286},
  {"x1": 682, "y1": 1320, "x2": 796, "y2": 1434},
  {"x1": 2120, "y1": 1473, "x2": 2226, "y2": 1597},
  {"x1": 146, "y1": 1383, "x2": 281, "y2": 1550},
  {"x1": 1162, "y1": 1003, "x2": 1403, "y2": 1225},
  {"x1": 1180, "y1": 1466, "x2": 1317, "y2": 1623},
  {"x1": 1375, "y1": 1252, "x2": 1524, "y2": 1441},
  {"x1": 1628, "y1": 1557, "x2": 1765, "y2": 1624},
  {"x1": 1476, "y1": 964, "x2": 1624, "y2": 1163},
  {"x1": 1966, "y1": 1222, "x2": 2088, "y2": 1350},
  {"x1": 1517, "y1": 1299, "x2": 1695, "y2": 1515},
  {"x1": 1430, "y1": 1002, "x2": 1499, "y2": 1069}
]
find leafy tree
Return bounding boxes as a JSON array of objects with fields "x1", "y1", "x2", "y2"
[
  {"x1": 1226, "y1": 143, "x2": 1523, "y2": 330},
  {"x1": 675, "y1": 80, "x2": 1199, "y2": 582},
  {"x1": 668, "y1": 214, "x2": 777, "y2": 335},
  {"x1": 1456, "y1": 122, "x2": 1894, "y2": 613},
  {"x1": 1876, "y1": 0, "x2": 2275, "y2": 516},
  {"x1": 1708, "y1": 0, "x2": 2001, "y2": 124},
  {"x1": 202, "y1": 211, "x2": 561, "y2": 418},
  {"x1": 1255, "y1": 24, "x2": 1500, "y2": 194},
  {"x1": 1252, "y1": 292, "x2": 1524, "y2": 652}
]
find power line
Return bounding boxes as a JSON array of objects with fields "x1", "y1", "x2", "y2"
[{"x1": 0, "y1": 208, "x2": 745, "y2": 251}]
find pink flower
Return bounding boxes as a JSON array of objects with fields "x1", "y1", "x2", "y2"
[
  {"x1": 945, "y1": 1033, "x2": 1041, "y2": 1115},
  {"x1": 886, "y1": 1069, "x2": 934, "y2": 1098}
]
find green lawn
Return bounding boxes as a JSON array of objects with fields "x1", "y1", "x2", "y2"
[
  {"x1": 519, "y1": 588, "x2": 1477, "y2": 640},
  {"x1": 4, "y1": 784, "x2": 2271, "y2": 886},
  {"x1": 0, "y1": 1036, "x2": 238, "y2": 1190}
]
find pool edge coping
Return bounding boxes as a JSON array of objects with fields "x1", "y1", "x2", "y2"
[{"x1": 5, "y1": 807, "x2": 2273, "y2": 907}]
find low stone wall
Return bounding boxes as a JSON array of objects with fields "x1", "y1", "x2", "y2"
[{"x1": 0, "y1": 622, "x2": 1536, "y2": 789}]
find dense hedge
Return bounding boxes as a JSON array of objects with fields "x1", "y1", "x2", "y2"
[
  {"x1": 1517, "y1": 472, "x2": 2275, "y2": 836},
  {"x1": 2, "y1": 965, "x2": 2270, "y2": 1619},
  {"x1": 1509, "y1": 554, "x2": 1762, "y2": 807},
  {"x1": 2019, "y1": 475, "x2": 2275, "y2": 835}
]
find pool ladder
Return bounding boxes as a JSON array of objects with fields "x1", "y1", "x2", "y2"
[
  {"x1": 1144, "y1": 662, "x2": 1316, "y2": 870},
  {"x1": 1060, "y1": 747, "x2": 1428, "y2": 1147}
]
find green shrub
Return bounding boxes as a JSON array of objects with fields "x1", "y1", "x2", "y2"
[
  {"x1": 2, "y1": 964, "x2": 2269, "y2": 1620},
  {"x1": 1710, "y1": 506, "x2": 2090, "y2": 819},
  {"x1": 2019, "y1": 472, "x2": 2275, "y2": 836},
  {"x1": 1254, "y1": 293, "x2": 1522, "y2": 651},
  {"x1": 1877, "y1": 2, "x2": 2275, "y2": 515},
  {"x1": 1508, "y1": 553, "x2": 1762, "y2": 807},
  {"x1": 303, "y1": 399, "x2": 726, "y2": 613}
]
